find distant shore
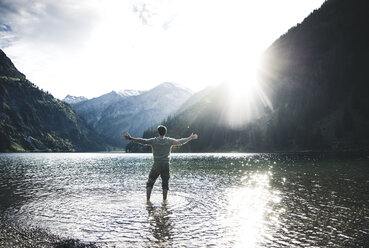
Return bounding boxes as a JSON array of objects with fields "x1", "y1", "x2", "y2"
[{"x1": 1, "y1": 149, "x2": 369, "y2": 156}]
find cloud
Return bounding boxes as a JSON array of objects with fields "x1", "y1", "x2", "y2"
[
  {"x1": 0, "y1": 0, "x2": 326, "y2": 99},
  {"x1": 0, "y1": 0, "x2": 100, "y2": 50},
  {"x1": 131, "y1": 0, "x2": 177, "y2": 30},
  {"x1": 132, "y1": 3, "x2": 152, "y2": 26},
  {"x1": 0, "y1": 23, "x2": 12, "y2": 32},
  {"x1": 0, "y1": 23, "x2": 15, "y2": 48},
  {"x1": 162, "y1": 17, "x2": 174, "y2": 30},
  {"x1": 0, "y1": 0, "x2": 102, "y2": 99}
]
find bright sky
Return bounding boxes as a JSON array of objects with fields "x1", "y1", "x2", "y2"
[{"x1": 0, "y1": 0, "x2": 325, "y2": 99}]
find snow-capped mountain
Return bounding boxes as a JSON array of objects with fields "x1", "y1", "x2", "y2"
[
  {"x1": 62, "y1": 95, "x2": 88, "y2": 104},
  {"x1": 117, "y1": 89, "x2": 144, "y2": 97},
  {"x1": 71, "y1": 90, "x2": 132, "y2": 127},
  {"x1": 69, "y1": 82, "x2": 193, "y2": 146}
]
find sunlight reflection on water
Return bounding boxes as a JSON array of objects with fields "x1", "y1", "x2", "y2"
[
  {"x1": 0, "y1": 153, "x2": 368, "y2": 247},
  {"x1": 224, "y1": 172, "x2": 281, "y2": 247}
]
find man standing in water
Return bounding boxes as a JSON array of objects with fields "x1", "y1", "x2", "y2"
[{"x1": 122, "y1": 125, "x2": 198, "y2": 201}]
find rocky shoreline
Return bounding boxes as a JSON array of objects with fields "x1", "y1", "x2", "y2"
[{"x1": 0, "y1": 220, "x2": 98, "y2": 248}]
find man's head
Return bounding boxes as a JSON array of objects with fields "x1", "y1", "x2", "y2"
[{"x1": 157, "y1": 125, "x2": 167, "y2": 136}]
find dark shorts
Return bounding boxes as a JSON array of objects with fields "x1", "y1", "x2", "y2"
[{"x1": 146, "y1": 162, "x2": 170, "y2": 190}]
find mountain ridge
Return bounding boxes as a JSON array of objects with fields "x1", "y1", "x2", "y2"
[
  {"x1": 69, "y1": 82, "x2": 193, "y2": 147},
  {"x1": 62, "y1": 95, "x2": 88, "y2": 104},
  {"x1": 0, "y1": 49, "x2": 108, "y2": 152},
  {"x1": 128, "y1": 0, "x2": 369, "y2": 152}
]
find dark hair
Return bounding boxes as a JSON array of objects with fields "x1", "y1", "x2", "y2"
[{"x1": 157, "y1": 125, "x2": 167, "y2": 136}]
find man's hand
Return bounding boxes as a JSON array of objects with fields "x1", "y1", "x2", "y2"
[
  {"x1": 122, "y1": 133, "x2": 132, "y2": 140},
  {"x1": 189, "y1": 133, "x2": 198, "y2": 140}
]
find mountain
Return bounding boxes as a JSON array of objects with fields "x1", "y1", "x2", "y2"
[
  {"x1": 128, "y1": 0, "x2": 369, "y2": 152},
  {"x1": 258, "y1": 0, "x2": 369, "y2": 151},
  {"x1": 0, "y1": 50, "x2": 25, "y2": 79},
  {"x1": 126, "y1": 83, "x2": 258, "y2": 152},
  {"x1": 116, "y1": 89, "x2": 143, "y2": 97},
  {"x1": 0, "y1": 49, "x2": 107, "y2": 152},
  {"x1": 62, "y1": 95, "x2": 88, "y2": 104},
  {"x1": 96, "y1": 82, "x2": 192, "y2": 146},
  {"x1": 70, "y1": 82, "x2": 192, "y2": 146},
  {"x1": 71, "y1": 90, "x2": 142, "y2": 128},
  {"x1": 176, "y1": 85, "x2": 214, "y2": 114}
]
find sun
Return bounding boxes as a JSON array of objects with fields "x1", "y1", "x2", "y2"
[
  {"x1": 228, "y1": 73, "x2": 258, "y2": 102},
  {"x1": 224, "y1": 54, "x2": 273, "y2": 129}
]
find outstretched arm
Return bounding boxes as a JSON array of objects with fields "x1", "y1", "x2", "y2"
[
  {"x1": 122, "y1": 133, "x2": 136, "y2": 142},
  {"x1": 173, "y1": 133, "x2": 198, "y2": 146},
  {"x1": 122, "y1": 133, "x2": 153, "y2": 145}
]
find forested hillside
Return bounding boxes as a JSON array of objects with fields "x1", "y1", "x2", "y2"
[
  {"x1": 128, "y1": 0, "x2": 369, "y2": 153},
  {"x1": 0, "y1": 49, "x2": 107, "y2": 152},
  {"x1": 259, "y1": 0, "x2": 369, "y2": 151}
]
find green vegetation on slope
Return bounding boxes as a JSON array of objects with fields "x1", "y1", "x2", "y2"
[{"x1": 0, "y1": 50, "x2": 107, "y2": 152}]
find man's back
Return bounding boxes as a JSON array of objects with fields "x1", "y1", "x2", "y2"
[
  {"x1": 151, "y1": 137, "x2": 176, "y2": 163},
  {"x1": 129, "y1": 136, "x2": 189, "y2": 163}
]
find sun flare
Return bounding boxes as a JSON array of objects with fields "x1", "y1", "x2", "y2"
[{"x1": 224, "y1": 54, "x2": 272, "y2": 129}]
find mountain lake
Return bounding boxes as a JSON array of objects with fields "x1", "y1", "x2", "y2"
[{"x1": 0, "y1": 152, "x2": 368, "y2": 247}]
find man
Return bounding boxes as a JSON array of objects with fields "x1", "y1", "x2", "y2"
[{"x1": 122, "y1": 125, "x2": 198, "y2": 201}]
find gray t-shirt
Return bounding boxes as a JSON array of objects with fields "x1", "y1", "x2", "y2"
[{"x1": 134, "y1": 137, "x2": 188, "y2": 163}]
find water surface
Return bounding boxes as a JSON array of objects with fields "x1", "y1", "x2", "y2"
[{"x1": 0, "y1": 153, "x2": 368, "y2": 247}]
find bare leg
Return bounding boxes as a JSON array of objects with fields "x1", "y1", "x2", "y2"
[
  {"x1": 163, "y1": 189, "x2": 168, "y2": 201},
  {"x1": 146, "y1": 187, "x2": 152, "y2": 201}
]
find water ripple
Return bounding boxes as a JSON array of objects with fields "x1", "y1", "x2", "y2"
[{"x1": 0, "y1": 152, "x2": 368, "y2": 247}]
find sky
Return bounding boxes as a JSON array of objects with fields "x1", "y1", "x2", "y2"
[{"x1": 0, "y1": 0, "x2": 325, "y2": 99}]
